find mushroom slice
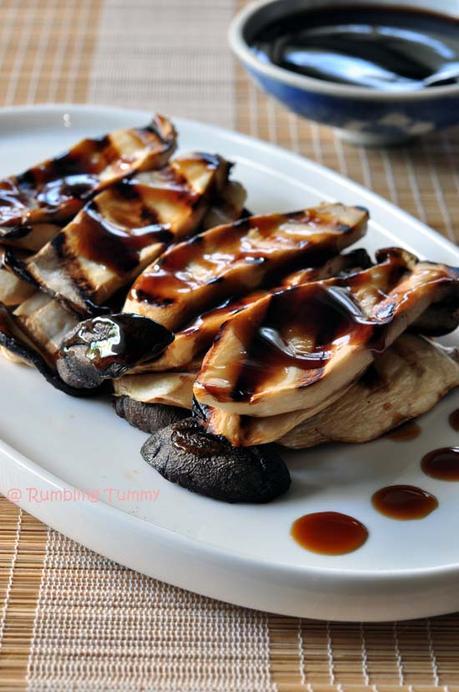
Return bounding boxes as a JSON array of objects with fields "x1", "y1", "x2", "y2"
[
  {"x1": 0, "y1": 115, "x2": 177, "y2": 250},
  {"x1": 124, "y1": 203, "x2": 369, "y2": 330},
  {"x1": 194, "y1": 250, "x2": 458, "y2": 418},
  {"x1": 113, "y1": 371, "x2": 195, "y2": 409},
  {"x1": 133, "y1": 248, "x2": 372, "y2": 373},
  {"x1": 27, "y1": 153, "x2": 234, "y2": 316},
  {"x1": 0, "y1": 248, "x2": 36, "y2": 305},
  {"x1": 200, "y1": 180, "x2": 248, "y2": 229},
  {"x1": 112, "y1": 369, "x2": 193, "y2": 435},
  {"x1": 56, "y1": 314, "x2": 173, "y2": 389},
  {"x1": 141, "y1": 417, "x2": 291, "y2": 503},
  {"x1": 280, "y1": 335, "x2": 459, "y2": 448},
  {"x1": 0, "y1": 304, "x2": 99, "y2": 396},
  {"x1": 14, "y1": 292, "x2": 79, "y2": 360},
  {"x1": 199, "y1": 335, "x2": 459, "y2": 446}
]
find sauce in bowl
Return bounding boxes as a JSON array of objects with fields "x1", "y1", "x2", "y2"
[{"x1": 249, "y1": 5, "x2": 459, "y2": 91}]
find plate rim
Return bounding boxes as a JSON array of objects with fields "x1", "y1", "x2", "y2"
[{"x1": 1, "y1": 103, "x2": 459, "y2": 618}]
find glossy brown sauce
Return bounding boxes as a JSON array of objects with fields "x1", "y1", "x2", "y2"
[
  {"x1": 68, "y1": 196, "x2": 172, "y2": 274},
  {"x1": 1, "y1": 123, "x2": 166, "y2": 226},
  {"x1": 372, "y1": 484, "x2": 438, "y2": 520},
  {"x1": 130, "y1": 208, "x2": 354, "y2": 308},
  {"x1": 449, "y1": 408, "x2": 459, "y2": 432},
  {"x1": 385, "y1": 420, "x2": 421, "y2": 441},
  {"x1": 291, "y1": 511, "x2": 368, "y2": 555},
  {"x1": 421, "y1": 447, "x2": 459, "y2": 481},
  {"x1": 231, "y1": 283, "x2": 373, "y2": 401}
]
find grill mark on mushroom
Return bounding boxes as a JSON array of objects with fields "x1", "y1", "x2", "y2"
[
  {"x1": 26, "y1": 153, "x2": 234, "y2": 316},
  {"x1": 0, "y1": 115, "x2": 177, "y2": 250},
  {"x1": 132, "y1": 248, "x2": 372, "y2": 374},
  {"x1": 124, "y1": 203, "x2": 369, "y2": 330},
  {"x1": 194, "y1": 250, "x2": 458, "y2": 419}
]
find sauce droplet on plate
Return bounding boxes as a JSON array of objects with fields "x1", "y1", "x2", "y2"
[
  {"x1": 449, "y1": 408, "x2": 459, "y2": 432},
  {"x1": 291, "y1": 511, "x2": 368, "y2": 555},
  {"x1": 421, "y1": 447, "x2": 459, "y2": 481},
  {"x1": 372, "y1": 484, "x2": 438, "y2": 520},
  {"x1": 385, "y1": 420, "x2": 421, "y2": 441}
]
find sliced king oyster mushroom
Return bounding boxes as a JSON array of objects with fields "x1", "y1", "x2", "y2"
[
  {"x1": 27, "y1": 153, "x2": 235, "y2": 316},
  {"x1": 56, "y1": 314, "x2": 173, "y2": 389},
  {"x1": 198, "y1": 334, "x2": 459, "y2": 446},
  {"x1": 1, "y1": 170, "x2": 247, "y2": 388},
  {"x1": 200, "y1": 180, "x2": 248, "y2": 229},
  {"x1": 14, "y1": 292, "x2": 79, "y2": 360},
  {"x1": 132, "y1": 248, "x2": 372, "y2": 374},
  {"x1": 194, "y1": 248, "x2": 459, "y2": 420},
  {"x1": 113, "y1": 370, "x2": 195, "y2": 407},
  {"x1": 0, "y1": 248, "x2": 36, "y2": 306},
  {"x1": 0, "y1": 303, "x2": 102, "y2": 396},
  {"x1": 112, "y1": 371, "x2": 195, "y2": 431},
  {"x1": 0, "y1": 115, "x2": 177, "y2": 251},
  {"x1": 141, "y1": 417, "x2": 291, "y2": 503},
  {"x1": 279, "y1": 334, "x2": 459, "y2": 448},
  {"x1": 124, "y1": 203, "x2": 369, "y2": 330}
]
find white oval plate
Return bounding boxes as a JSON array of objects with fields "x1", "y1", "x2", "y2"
[{"x1": 0, "y1": 104, "x2": 458, "y2": 622}]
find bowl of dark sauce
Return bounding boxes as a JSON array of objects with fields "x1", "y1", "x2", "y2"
[{"x1": 229, "y1": 0, "x2": 459, "y2": 145}]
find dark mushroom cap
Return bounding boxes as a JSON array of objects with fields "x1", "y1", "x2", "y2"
[
  {"x1": 113, "y1": 396, "x2": 187, "y2": 433},
  {"x1": 56, "y1": 313, "x2": 174, "y2": 389},
  {"x1": 141, "y1": 417, "x2": 291, "y2": 504}
]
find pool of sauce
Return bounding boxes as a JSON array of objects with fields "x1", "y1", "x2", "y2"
[
  {"x1": 449, "y1": 408, "x2": 459, "y2": 431},
  {"x1": 249, "y1": 5, "x2": 459, "y2": 91},
  {"x1": 421, "y1": 447, "x2": 459, "y2": 481},
  {"x1": 385, "y1": 420, "x2": 421, "y2": 442},
  {"x1": 372, "y1": 484, "x2": 438, "y2": 520},
  {"x1": 291, "y1": 511, "x2": 368, "y2": 555}
]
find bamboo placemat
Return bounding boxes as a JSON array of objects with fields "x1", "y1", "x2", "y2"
[{"x1": 0, "y1": 1, "x2": 458, "y2": 690}]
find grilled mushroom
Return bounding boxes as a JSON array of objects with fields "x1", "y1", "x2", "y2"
[
  {"x1": 56, "y1": 314, "x2": 173, "y2": 389},
  {"x1": 0, "y1": 115, "x2": 177, "y2": 250},
  {"x1": 194, "y1": 250, "x2": 458, "y2": 420},
  {"x1": 27, "y1": 153, "x2": 233, "y2": 316},
  {"x1": 125, "y1": 203, "x2": 369, "y2": 329},
  {"x1": 132, "y1": 248, "x2": 372, "y2": 374},
  {"x1": 0, "y1": 304, "x2": 101, "y2": 396},
  {"x1": 280, "y1": 335, "x2": 459, "y2": 448},
  {"x1": 113, "y1": 397, "x2": 187, "y2": 433},
  {"x1": 141, "y1": 417, "x2": 291, "y2": 503}
]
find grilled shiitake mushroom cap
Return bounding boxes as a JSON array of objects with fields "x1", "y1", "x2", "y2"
[
  {"x1": 141, "y1": 417, "x2": 291, "y2": 503},
  {"x1": 113, "y1": 397, "x2": 187, "y2": 433},
  {"x1": 56, "y1": 313, "x2": 173, "y2": 389}
]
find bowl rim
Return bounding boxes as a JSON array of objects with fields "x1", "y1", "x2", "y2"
[{"x1": 228, "y1": 0, "x2": 459, "y2": 101}]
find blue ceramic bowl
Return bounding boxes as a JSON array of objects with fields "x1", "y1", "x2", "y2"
[{"x1": 229, "y1": 0, "x2": 459, "y2": 146}]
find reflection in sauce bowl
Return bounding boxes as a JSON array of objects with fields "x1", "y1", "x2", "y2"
[
  {"x1": 449, "y1": 409, "x2": 459, "y2": 432},
  {"x1": 421, "y1": 447, "x2": 459, "y2": 481},
  {"x1": 385, "y1": 420, "x2": 421, "y2": 442},
  {"x1": 249, "y1": 5, "x2": 459, "y2": 92},
  {"x1": 291, "y1": 511, "x2": 368, "y2": 555},
  {"x1": 372, "y1": 484, "x2": 438, "y2": 520}
]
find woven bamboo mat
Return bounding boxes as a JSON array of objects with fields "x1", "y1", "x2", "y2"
[{"x1": 0, "y1": 1, "x2": 458, "y2": 690}]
